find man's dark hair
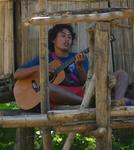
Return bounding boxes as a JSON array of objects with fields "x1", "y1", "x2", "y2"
[{"x1": 48, "y1": 24, "x2": 76, "y2": 52}]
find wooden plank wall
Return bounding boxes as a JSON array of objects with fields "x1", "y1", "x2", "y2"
[
  {"x1": 110, "y1": 0, "x2": 134, "y2": 73},
  {"x1": 0, "y1": 0, "x2": 14, "y2": 76},
  {"x1": 14, "y1": 0, "x2": 39, "y2": 68}
]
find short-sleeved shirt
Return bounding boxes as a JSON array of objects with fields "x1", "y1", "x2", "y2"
[{"x1": 20, "y1": 52, "x2": 89, "y2": 86}]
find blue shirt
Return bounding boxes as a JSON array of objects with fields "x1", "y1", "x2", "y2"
[{"x1": 20, "y1": 52, "x2": 89, "y2": 86}]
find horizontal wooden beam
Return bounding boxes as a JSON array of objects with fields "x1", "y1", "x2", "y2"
[
  {"x1": 47, "y1": 0, "x2": 89, "y2": 1},
  {"x1": 25, "y1": 9, "x2": 134, "y2": 26},
  {"x1": 0, "y1": 0, "x2": 12, "y2": 2},
  {"x1": 56, "y1": 117, "x2": 134, "y2": 134},
  {"x1": 0, "y1": 106, "x2": 134, "y2": 128}
]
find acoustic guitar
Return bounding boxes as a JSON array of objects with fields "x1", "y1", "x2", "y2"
[{"x1": 14, "y1": 48, "x2": 89, "y2": 110}]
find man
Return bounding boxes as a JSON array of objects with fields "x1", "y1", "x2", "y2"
[{"x1": 14, "y1": 24, "x2": 89, "y2": 110}]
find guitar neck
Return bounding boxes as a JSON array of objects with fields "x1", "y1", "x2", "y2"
[
  {"x1": 55, "y1": 57, "x2": 74, "y2": 74},
  {"x1": 54, "y1": 47, "x2": 89, "y2": 75}
]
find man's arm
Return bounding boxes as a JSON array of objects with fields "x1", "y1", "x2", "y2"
[
  {"x1": 75, "y1": 53, "x2": 88, "y2": 84},
  {"x1": 76, "y1": 65, "x2": 87, "y2": 84},
  {"x1": 14, "y1": 65, "x2": 39, "y2": 80}
]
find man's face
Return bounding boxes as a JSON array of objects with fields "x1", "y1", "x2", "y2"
[{"x1": 53, "y1": 29, "x2": 73, "y2": 52}]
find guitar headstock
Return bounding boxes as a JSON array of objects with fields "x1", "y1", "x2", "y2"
[{"x1": 82, "y1": 47, "x2": 89, "y2": 54}]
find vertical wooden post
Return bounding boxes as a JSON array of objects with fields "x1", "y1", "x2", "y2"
[
  {"x1": 14, "y1": 0, "x2": 22, "y2": 68},
  {"x1": 95, "y1": 22, "x2": 112, "y2": 150},
  {"x1": 133, "y1": 17, "x2": 134, "y2": 71},
  {"x1": 87, "y1": 23, "x2": 96, "y2": 75},
  {"x1": 38, "y1": 0, "x2": 52, "y2": 150},
  {"x1": 62, "y1": 25, "x2": 96, "y2": 150},
  {"x1": 132, "y1": 18, "x2": 134, "y2": 47},
  {"x1": 14, "y1": 128, "x2": 34, "y2": 150},
  {"x1": 39, "y1": 16, "x2": 49, "y2": 113}
]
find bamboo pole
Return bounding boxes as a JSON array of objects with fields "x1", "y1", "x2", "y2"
[
  {"x1": 4, "y1": 0, "x2": 14, "y2": 74},
  {"x1": 37, "y1": 0, "x2": 52, "y2": 150},
  {"x1": 62, "y1": 133, "x2": 75, "y2": 150},
  {"x1": 14, "y1": 128, "x2": 34, "y2": 150},
  {"x1": 56, "y1": 117, "x2": 134, "y2": 133},
  {"x1": 132, "y1": 18, "x2": 134, "y2": 48},
  {"x1": 0, "y1": 108, "x2": 134, "y2": 128},
  {"x1": 95, "y1": 22, "x2": 112, "y2": 150},
  {"x1": 56, "y1": 122, "x2": 97, "y2": 134},
  {"x1": 38, "y1": 0, "x2": 49, "y2": 115},
  {"x1": 47, "y1": 0, "x2": 89, "y2": 1},
  {"x1": 25, "y1": 9, "x2": 134, "y2": 26},
  {"x1": 0, "y1": 0, "x2": 11, "y2": 1},
  {"x1": 81, "y1": 74, "x2": 95, "y2": 109},
  {"x1": 86, "y1": 22, "x2": 96, "y2": 78}
]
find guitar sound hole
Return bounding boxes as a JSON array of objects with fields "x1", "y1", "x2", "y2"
[
  {"x1": 32, "y1": 80, "x2": 40, "y2": 92},
  {"x1": 49, "y1": 72, "x2": 55, "y2": 82}
]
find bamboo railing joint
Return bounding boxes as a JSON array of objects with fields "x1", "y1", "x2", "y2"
[{"x1": 89, "y1": 127, "x2": 107, "y2": 138}]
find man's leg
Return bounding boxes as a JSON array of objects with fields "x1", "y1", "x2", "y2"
[
  {"x1": 49, "y1": 84, "x2": 82, "y2": 105},
  {"x1": 114, "y1": 70, "x2": 129, "y2": 99}
]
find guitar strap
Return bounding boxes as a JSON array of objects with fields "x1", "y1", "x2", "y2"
[
  {"x1": 50, "y1": 52, "x2": 60, "y2": 62},
  {"x1": 50, "y1": 52, "x2": 80, "y2": 84}
]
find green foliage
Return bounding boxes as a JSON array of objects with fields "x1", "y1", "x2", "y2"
[
  {"x1": 0, "y1": 127, "x2": 134, "y2": 150},
  {"x1": 112, "y1": 135, "x2": 134, "y2": 150},
  {"x1": 34, "y1": 129, "x2": 43, "y2": 150},
  {"x1": 0, "y1": 103, "x2": 17, "y2": 149},
  {"x1": 50, "y1": 133, "x2": 134, "y2": 150},
  {"x1": 34, "y1": 131, "x2": 134, "y2": 150},
  {"x1": 0, "y1": 102, "x2": 18, "y2": 110},
  {"x1": 34, "y1": 131, "x2": 96, "y2": 150},
  {"x1": 0, "y1": 128, "x2": 16, "y2": 150},
  {"x1": 51, "y1": 132, "x2": 67, "y2": 150},
  {"x1": 71, "y1": 134, "x2": 96, "y2": 150}
]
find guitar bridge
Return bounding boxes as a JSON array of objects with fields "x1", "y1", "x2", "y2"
[{"x1": 32, "y1": 80, "x2": 40, "y2": 92}]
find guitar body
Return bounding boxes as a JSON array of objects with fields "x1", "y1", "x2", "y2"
[
  {"x1": 14, "y1": 60, "x2": 65, "y2": 110},
  {"x1": 49, "y1": 60, "x2": 65, "y2": 85},
  {"x1": 14, "y1": 72, "x2": 40, "y2": 110}
]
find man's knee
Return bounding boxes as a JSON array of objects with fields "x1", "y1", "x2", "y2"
[{"x1": 115, "y1": 70, "x2": 129, "y2": 81}]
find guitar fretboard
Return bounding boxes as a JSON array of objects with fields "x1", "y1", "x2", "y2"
[{"x1": 54, "y1": 47, "x2": 89, "y2": 75}]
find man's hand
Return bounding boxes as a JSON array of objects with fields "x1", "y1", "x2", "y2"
[
  {"x1": 75, "y1": 52, "x2": 86, "y2": 70},
  {"x1": 74, "y1": 53, "x2": 87, "y2": 84}
]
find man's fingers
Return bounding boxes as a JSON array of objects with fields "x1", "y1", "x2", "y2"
[{"x1": 75, "y1": 53, "x2": 85, "y2": 62}]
